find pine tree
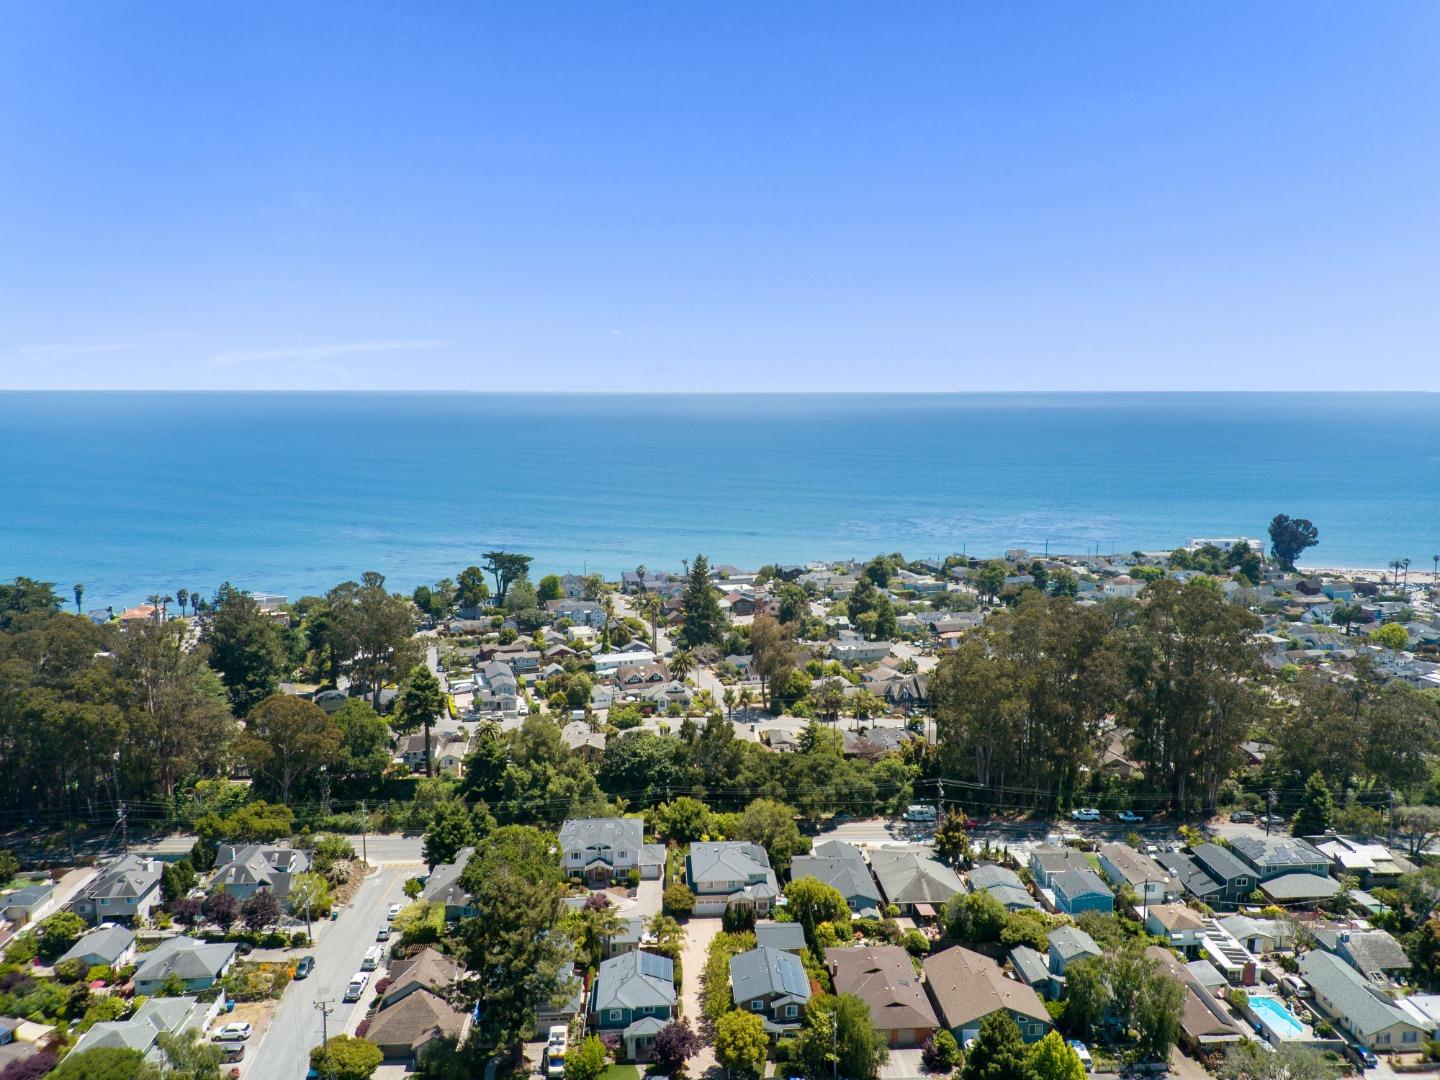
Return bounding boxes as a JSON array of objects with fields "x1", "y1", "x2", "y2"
[
  {"x1": 1292, "y1": 771, "x2": 1335, "y2": 837},
  {"x1": 679, "y1": 554, "x2": 726, "y2": 648}
]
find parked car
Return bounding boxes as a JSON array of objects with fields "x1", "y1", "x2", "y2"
[
  {"x1": 220, "y1": 1044, "x2": 245, "y2": 1063},
  {"x1": 1258, "y1": 813, "x2": 1287, "y2": 826},
  {"x1": 903, "y1": 804, "x2": 938, "y2": 823},
  {"x1": 344, "y1": 972, "x2": 369, "y2": 1002},
  {"x1": 1229, "y1": 810, "x2": 1256, "y2": 823},
  {"x1": 387, "y1": 903, "x2": 403, "y2": 920},
  {"x1": 213, "y1": 1023, "x2": 252, "y2": 1042},
  {"x1": 1116, "y1": 810, "x2": 1144, "y2": 823},
  {"x1": 1069, "y1": 808, "x2": 1101, "y2": 822},
  {"x1": 294, "y1": 956, "x2": 314, "y2": 979},
  {"x1": 376, "y1": 926, "x2": 391, "y2": 941}
]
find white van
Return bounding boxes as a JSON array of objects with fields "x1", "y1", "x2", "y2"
[
  {"x1": 903, "y1": 804, "x2": 937, "y2": 823},
  {"x1": 343, "y1": 972, "x2": 369, "y2": 1002},
  {"x1": 361, "y1": 946, "x2": 384, "y2": 972}
]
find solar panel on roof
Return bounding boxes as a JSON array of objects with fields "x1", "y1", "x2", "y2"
[
  {"x1": 639, "y1": 952, "x2": 671, "y2": 979},
  {"x1": 776, "y1": 954, "x2": 809, "y2": 997}
]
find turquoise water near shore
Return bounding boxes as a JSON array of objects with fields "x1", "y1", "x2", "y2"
[{"x1": 2, "y1": 392, "x2": 1438, "y2": 608}]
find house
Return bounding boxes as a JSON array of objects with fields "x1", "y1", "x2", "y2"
[
  {"x1": 1299, "y1": 950, "x2": 1426, "y2": 1051},
  {"x1": 1051, "y1": 869, "x2": 1113, "y2": 916},
  {"x1": 730, "y1": 946, "x2": 812, "y2": 1033},
  {"x1": 367, "y1": 986, "x2": 470, "y2": 1062},
  {"x1": 1097, "y1": 843, "x2": 1177, "y2": 904},
  {"x1": 1315, "y1": 928, "x2": 1411, "y2": 986},
  {"x1": 593, "y1": 650, "x2": 658, "y2": 675},
  {"x1": 968, "y1": 864, "x2": 1039, "y2": 912},
  {"x1": 133, "y1": 936, "x2": 237, "y2": 995},
  {"x1": 1028, "y1": 845, "x2": 1090, "y2": 889},
  {"x1": 71, "y1": 854, "x2": 163, "y2": 926},
  {"x1": 546, "y1": 599, "x2": 607, "y2": 626},
  {"x1": 211, "y1": 843, "x2": 311, "y2": 900},
  {"x1": 827, "y1": 946, "x2": 940, "y2": 1048},
  {"x1": 686, "y1": 843, "x2": 779, "y2": 915},
  {"x1": 1144, "y1": 947, "x2": 1244, "y2": 1052},
  {"x1": 1188, "y1": 843, "x2": 1258, "y2": 904},
  {"x1": 790, "y1": 841, "x2": 883, "y2": 916},
  {"x1": 68, "y1": 996, "x2": 215, "y2": 1063},
  {"x1": 1228, "y1": 836, "x2": 1330, "y2": 882},
  {"x1": 368, "y1": 950, "x2": 469, "y2": 1063},
  {"x1": 536, "y1": 961, "x2": 585, "y2": 1035},
  {"x1": 1047, "y1": 926, "x2": 1102, "y2": 977},
  {"x1": 1, "y1": 883, "x2": 54, "y2": 926},
  {"x1": 1309, "y1": 836, "x2": 1414, "y2": 887},
  {"x1": 558, "y1": 722, "x2": 603, "y2": 758},
  {"x1": 1146, "y1": 904, "x2": 1206, "y2": 955},
  {"x1": 1217, "y1": 914, "x2": 1292, "y2": 956},
  {"x1": 590, "y1": 951, "x2": 677, "y2": 1061},
  {"x1": 57, "y1": 923, "x2": 136, "y2": 970},
  {"x1": 559, "y1": 818, "x2": 663, "y2": 884},
  {"x1": 755, "y1": 922, "x2": 808, "y2": 954},
  {"x1": 420, "y1": 847, "x2": 477, "y2": 921},
  {"x1": 616, "y1": 663, "x2": 669, "y2": 689},
  {"x1": 380, "y1": 948, "x2": 461, "y2": 1009},
  {"x1": 829, "y1": 640, "x2": 894, "y2": 665},
  {"x1": 867, "y1": 847, "x2": 964, "y2": 917},
  {"x1": 923, "y1": 946, "x2": 1052, "y2": 1044},
  {"x1": 1008, "y1": 945, "x2": 1059, "y2": 999}
]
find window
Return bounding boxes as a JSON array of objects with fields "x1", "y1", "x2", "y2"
[
  {"x1": 1379, "y1": 1033, "x2": 1390, "y2": 1045},
  {"x1": 752, "y1": 1000, "x2": 764, "y2": 1011},
  {"x1": 1404, "y1": 1032, "x2": 1418, "y2": 1044},
  {"x1": 610, "y1": 1010, "x2": 622, "y2": 1022},
  {"x1": 618, "y1": 851, "x2": 628, "y2": 859},
  {"x1": 785, "y1": 1005, "x2": 798, "y2": 1018}
]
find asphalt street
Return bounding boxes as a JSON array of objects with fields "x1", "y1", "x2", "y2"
[{"x1": 240, "y1": 865, "x2": 409, "y2": 1079}]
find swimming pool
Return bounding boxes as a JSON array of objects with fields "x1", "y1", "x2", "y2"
[{"x1": 1250, "y1": 995, "x2": 1306, "y2": 1041}]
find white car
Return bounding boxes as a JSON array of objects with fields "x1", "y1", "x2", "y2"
[
  {"x1": 1116, "y1": 810, "x2": 1144, "y2": 823},
  {"x1": 1069, "y1": 808, "x2": 1101, "y2": 822},
  {"x1": 387, "y1": 903, "x2": 403, "y2": 920},
  {"x1": 212, "y1": 1022, "x2": 253, "y2": 1042}
]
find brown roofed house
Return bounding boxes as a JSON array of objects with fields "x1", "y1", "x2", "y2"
[
  {"x1": 382, "y1": 947, "x2": 461, "y2": 1009},
  {"x1": 825, "y1": 945, "x2": 939, "y2": 1048},
  {"x1": 922, "y1": 945, "x2": 1052, "y2": 1044},
  {"x1": 365, "y1": 986, "x2": 469, "y2": 1063}
]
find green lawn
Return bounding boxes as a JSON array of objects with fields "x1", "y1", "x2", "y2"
[{"x1": 603, "y1": 1065, "x2": 640, "y2": 1080}]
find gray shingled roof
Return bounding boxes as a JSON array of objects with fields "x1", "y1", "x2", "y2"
[
  {"x1": 58, "y1": 923, "x2": 134, "y2": 966},
  {"x1": 592, "y1": 950, "x2": 675, "y2": 1012},
  {"x1": 868, "y1": 848, "x2": 964, "y2": 906},
  {"x1": 1052, "y1": 868, "x2": 1111, "y2": 902},
  {"x1": 1190, "y1": 843, "x2": 1252, "y2": 883},
  {"x1": 559, "y1": 817, "x2": 644, "y2": 855},
  {"x1": 755, "y1": 922, "x2": 808, "y2": 951},
  {"x1": 968, "y1": 864, "x2": 1024, "y2": 892},
  {"x1": 1048, "y1": 926, "x2": 1102, "y2": 964},
  {"x1": 730, "y1": 946, "x2": 810, "y2": 1006},
  {"x1": 1299, "y1": 950, "x2": 1416, "y2": 1037}
]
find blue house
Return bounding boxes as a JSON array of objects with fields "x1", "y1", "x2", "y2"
[
  {"x1": 1051, "y1": 868, "x2": 1113, "y2": 915},
  {"x1": 590, "y1": 951, "x2": 676, "y2": 1062}
]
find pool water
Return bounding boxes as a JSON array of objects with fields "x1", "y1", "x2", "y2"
[{"x1": 1250, "y1": 995, "x2": 1306, "y2": 1040}]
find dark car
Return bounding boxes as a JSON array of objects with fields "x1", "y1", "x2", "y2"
[
  {"x1": 1229, "y1": 810, "x2": 1256, "y2": 823},
  {"x1": 221, "y1": 1044, "x2": 245, "y2": 1063},
  {"x1": 295, "y1": 956, "x2": 315, "y2": 979}
]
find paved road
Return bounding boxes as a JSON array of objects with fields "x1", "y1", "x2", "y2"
[{"x1": 241, "y1": 866, "x2": 409, "y2": 1079}]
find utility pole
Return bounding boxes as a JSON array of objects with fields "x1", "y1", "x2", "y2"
[
  {"x1": 117, "y1": 803, "x2": 128, "y2": 854},
  {"x1": 359, "y1": 800, "x2": 368, "y2": 864},
  {"x1": 934, "y1": 777, "x2": 944, "y2": 822},
  {"x1": 313, "y1": 999, "x2": 334, "y2": 1079},
  {"x1": 1265, "y1": 790, "x2": 1277, "y2": 837},
  {"x1": 1389, "y1": 791, "x2": 1398, "y2": 849}
]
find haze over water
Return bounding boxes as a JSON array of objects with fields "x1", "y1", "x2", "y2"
[{"x1": 3, "y1": 391, "x2": 1438, "y2": 608}]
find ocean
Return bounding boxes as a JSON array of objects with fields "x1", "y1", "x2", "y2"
[{"x1": 2, "y1": 392, "x2": 1437, "y2": 608}]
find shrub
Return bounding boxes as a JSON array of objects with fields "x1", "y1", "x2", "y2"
[
  {"x1": 922, "y1": 1030, "x2": 960, "y2": 1074},
  {"x1": 903, "y1": 930, "x2": 931, "y2": 957},
  {"x1": 722, "y1": 905, "x2": 756, "y2": 933},
  {"x1": 663, "y1": 883, "x2": 695, "y2": 918}
]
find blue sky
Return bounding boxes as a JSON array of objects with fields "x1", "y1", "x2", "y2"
[{"x1": 1, "y1": 3, "x2": 1437, "y2": 391}]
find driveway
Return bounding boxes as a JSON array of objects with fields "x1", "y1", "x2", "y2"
[
  {"x1": 241, "y1": 866, "x2": 409, "y2": 1077},
  {"x1": 680, "y1": 917, "x2": 723, "y2": 1031}
]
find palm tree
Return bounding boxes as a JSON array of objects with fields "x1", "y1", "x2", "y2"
[
  {"x1": 669, "y1": 651, "x2": 695, "y2": 683},
  {"x1": 72, "y1": 583, "x2": 83, "y2": 614},
  {"x1": 1390, "y1": 559, "x2": 1403, "y2": 587},
  {"x1": 637, "y1": 594, "x2": 661, "y2": 654},
  {"x1": 1433, "y1": 555, "x2": 1439, "y2": 585},
  {"x1": 723, "y1": 687, "x2": 736, "y2": 720},
  {"x1": 190, "y1": 590, "x2": 201, "y2": 616},
  {"x1": 600, "y1": 590, "x2": 616, "y2": 652},
  {"x1": 176, "y1": 588, "x2": 189, "y2": 617},
  {"x1": 145, "y1": 594, "x2": 167, "y2": 622},
  {"x1": 1401, "y1": 558, "x2": 1412, "y2": 589},
  {"x1": 817, "y1": 678, "x2": 847, "y2": 728},
  {"x1": 737, "y1": 687, "x2": 754, "y2": 719}
]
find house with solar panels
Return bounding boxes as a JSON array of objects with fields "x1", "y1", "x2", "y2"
[
  {"x1": 730, "y1": 946, "x2": 811, "y2": 1033},
  {"x1": 589, "y1": 951, "x2": 676, "y2": 1061}
]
